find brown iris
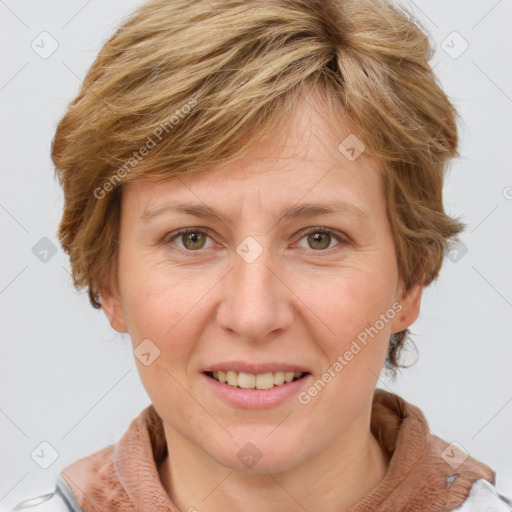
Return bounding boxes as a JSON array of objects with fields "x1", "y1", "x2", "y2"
[
  {"x1": 308, "y1": 232, "x2": 331, "y2": 250},
  {"x1": 181, "y1": 231, "x2": 207, "y2": 250}
]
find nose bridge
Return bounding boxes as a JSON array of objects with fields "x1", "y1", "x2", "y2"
[
  {"x1": 217, "y1": 235, "x2": 293, "y2": 341},
  {"x1": 235, "y1": 235, "x2": 276, "y2": 295}
]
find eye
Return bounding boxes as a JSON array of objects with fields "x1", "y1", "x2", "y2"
[
  {"x1": 296, "y1": 227, "x2": 347, "y2": 252},
  {"x1": 164, "y1": 226, "x2": 348, "y2": 256},
  {"x1": 165, "y1": 228, "x2": 213, "y2": 252}
]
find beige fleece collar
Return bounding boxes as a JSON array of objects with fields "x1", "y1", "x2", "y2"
[{"x1": 60, "y1": 389, "x2": 495, "y2": 512}]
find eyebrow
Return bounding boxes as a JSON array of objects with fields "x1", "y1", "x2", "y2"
[{"x1": 140, "y1": 200, "x2": 369, "y2": 226}]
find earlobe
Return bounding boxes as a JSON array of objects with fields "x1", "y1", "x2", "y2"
[
  {"x1": 391, "y1": 283, "x2": 423, "y2": 333},
  {"x1": 99, "y1": 287, "x2": 128, "y2": 333}
]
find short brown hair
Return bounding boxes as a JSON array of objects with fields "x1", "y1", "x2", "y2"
[{"x1": 51, "y1": 0, "x2": 465, "y2": 372}]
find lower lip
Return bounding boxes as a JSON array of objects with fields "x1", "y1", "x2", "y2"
[{"x1": 202, "y1": 373, "x2": 312, "y2": 409}]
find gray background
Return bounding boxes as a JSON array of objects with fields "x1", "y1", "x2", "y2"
[{"x1": 1, "y1": 0, "x2": 511, "y2": 509}]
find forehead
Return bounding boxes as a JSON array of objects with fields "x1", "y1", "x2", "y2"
[{"x1": 122, "y1": 95, "x2": 385, "y2": 220}]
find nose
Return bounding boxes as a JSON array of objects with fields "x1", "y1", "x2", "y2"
[{"x1": 216, "y1": 238, "x2": 294, "y2": 343}]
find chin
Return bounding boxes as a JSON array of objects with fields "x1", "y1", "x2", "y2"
[{"x1": 206, "y1": 435, "x2": 308, "y2": 474}]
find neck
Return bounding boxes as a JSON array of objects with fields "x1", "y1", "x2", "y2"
[{"x1": 158, "y1": 406, "x2": 389, "y2": 512}]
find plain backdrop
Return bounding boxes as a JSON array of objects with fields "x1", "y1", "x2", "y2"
[{"x1": 1, "y1": 0, "x2": 511, "y2": 509}]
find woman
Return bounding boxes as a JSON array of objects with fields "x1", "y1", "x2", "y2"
[{"x1": 11, "y1": 0, "x2": 511, "y2": 510}]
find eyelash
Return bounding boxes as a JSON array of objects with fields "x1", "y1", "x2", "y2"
[{"x1": 163, "y1": 226, "x2": 349, "y2": 257}]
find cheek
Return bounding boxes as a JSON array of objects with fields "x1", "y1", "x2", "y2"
[
  {"x1": 294, "y1": 262, "x2": 398, "y2": 344},
  {"x1": 295, "y1": 271, "x2": 395, "y2": 419},
  {"x1": 121, "y1": 268, "x2": 207, "y2": 408},
  {"x1": 119, "y1": 260, "x2": 213, "y2": 359}
]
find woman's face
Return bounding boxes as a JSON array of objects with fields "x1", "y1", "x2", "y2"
[{"x1": 101, "y1": 97, "x2": 422, "y2": 473}]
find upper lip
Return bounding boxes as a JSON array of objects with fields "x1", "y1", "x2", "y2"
[{"x1": 203, "y1": 362, "x2": 310, "y2": 374}]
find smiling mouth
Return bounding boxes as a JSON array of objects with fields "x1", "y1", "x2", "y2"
[{"x1": 204, "y1": 370, "x2": 310, "y2": 390}]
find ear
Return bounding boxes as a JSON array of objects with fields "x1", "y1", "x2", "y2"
[
  {"x1": 99, "y1": 286, "x2": 128, "y2": 333},
  {"x1": 390, "y1": 282, "x2": 423, "y2": 334}
]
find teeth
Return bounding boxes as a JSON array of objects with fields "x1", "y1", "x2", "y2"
[
  {"x1": 273, "y1": 371, "x2": 285, "y2": 385},
  {"x1": 238, "y1": 372, "x2": 256, "y2": 389},
  {"x1": 209, "y1": 370, "x2": 305, "y2": 389},
  {"x1": 227, "y1": 371, "x2": 238, "y2": 386},
  {"x1": 256, "y1": 372, "x2": 274, "y2": 389}
]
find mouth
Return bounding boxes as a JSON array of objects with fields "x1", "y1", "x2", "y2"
[{"x1": 204, "y1": 370, "x2": 310, "y2": 390}]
